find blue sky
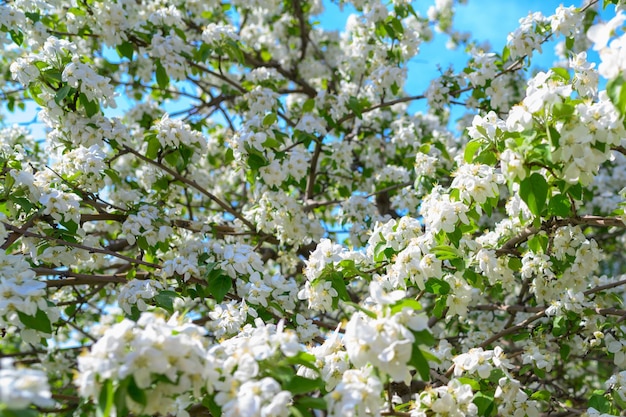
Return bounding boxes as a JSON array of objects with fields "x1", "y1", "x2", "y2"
[
  {"x1": 4, "y1": 1, "x2": 607, "y2": 134},
  {"x1": 321, "y1": 0, "x2": 599, "y2": 97}
]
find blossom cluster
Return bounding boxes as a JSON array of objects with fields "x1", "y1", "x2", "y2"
[{"x1": 2, "y1": 1, "x2": 626, "y2": 417}]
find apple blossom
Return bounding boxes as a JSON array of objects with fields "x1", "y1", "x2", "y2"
[{"x1": 2, "y1": 1, "x2": 626, "y2": 416}]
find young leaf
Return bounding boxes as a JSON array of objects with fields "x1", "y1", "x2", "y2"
[
  {"x1": 54, "y1": 85, "x2": 72, "y2": 105},
  {"x1": 155, "y1": 290, "x2": 178, "y2": 313},
  {"x1": 117, "y1": 41, "x2": 134, "y2": 60},
  {"x1": 155, "y1": 60, "x2": 170, "y2": 90},
  {"x1": 607, "y1": 75, "x2": 626, "y2": 117},
  {"x1": 207, "y1": 271, "x2": 232, "y2": 303},
  {"x1": 519, "y1": 173, "x2": 548, "y2": 217},
  {"x1": 424, "y1": 278, "x2": 451, "y2": 295},
  {"x1": 285, "y1": 376, "x2": 325, "y2": 395},
  {"x1": 330, "y1": 273, "x2": 350, "y2": 302},
  {"x1": 97, "y1": 379, "x2": 114, "y2": 417},
  {"x1": 127, "y1": 376, "x2": 147, "y2": 406},
  {"x1": 17, "y1": 309, "x2": 52, "y2": 334},
  {"x1": 409, "y1": 345, "x2": 430, "y2": 381},
  {"x1": 79, "y1": 93, "x2": 100, "y2": 117},
  {"x1": 473, "y1": 392, "x2": 496, "y2": 417}
]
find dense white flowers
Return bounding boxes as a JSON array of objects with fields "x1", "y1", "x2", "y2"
[
  {"x1": 413, "y1": 379, "x2": 477, "y2": 417},
  {"x1": 588, "y1": 12, "x2": 626, "y2": 79},
  {"x1": 118, "y1": 279, "x2": 166, "y2": 315},
  {"x1": 76, "y1": 312, "x2": 216, "y2": 415},
  {"x1": 326, "y1": 365, "x2": 384, "y2": 417},
  {"x1": 3, "y1": 1, "x2": 626, "y2": 416},
  {"x1": 420, "y1": 187, "x2": 470, "y2": 233},
  {"x1": 62, "y1": 59, "x2": 117, "y2": 107},
  {"x1": 451, "y1": 163, "x2": 503, "y2": 206},
  {"x1": 0, "y1": 358, "x2": 53, "y2": 409},
  {"x1": 0, "y1": 252, "x2": 59, "y2": 343}
]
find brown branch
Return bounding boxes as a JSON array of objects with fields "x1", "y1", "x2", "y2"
[
  {"x1": 305, "y1": 141, "x2": 323, "y2": 200},
  {"x1": 2, "y1": 222, "x2": 160, "y2": 269},
  {"x1": 584, "y1": 277, "x2": 626, "y2": 296},
  {"x1": 34, "y1": 267, "x2": 132, "y2": 287},
  {"x1": 477, "y1": 310, "x2": 546, "y2": 348},
  {"x1": 334, "y1": 94, "x2": 425, "y2": 127},
  {"x1": 1, "y1": 212, "x2": 41, "y2": 250},
  {"x1": 473, "y1": 304, "x2": 626, "y2": 317},
  {"x1": 119, "y1": 143, "x2": 258, "y2": 231},
  {"x1": 292, "y1": 0, "x2": 310, "y2": 61},
  {"x1": 496, "y1": 215, "x2": 626, "y2": 256}
]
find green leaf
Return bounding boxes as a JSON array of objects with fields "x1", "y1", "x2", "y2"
[
  {"x1": 519, "y1": 173, "x2": 548, "y2": 217},
  {"x1": 531, "y1": 390, "x2": 551, "y2": 401},
  {"x1": 412, "y1": 329, "x2": 437, "y2": 347},
  {"x1": 551, "y1": 67, "x2": 570, "y2": 81},
  {"x1": 286, "y1": 351, "x2": 320, "y2": 374},
  {"x1": 127, "y1": 376, "x2": 147, "y2": 406},
  {"x1": 559, "y1": 343, "x2": 571, "y2": 361},
  {"x1": 607, "y1": 75, "x2": 626, "y2": 117},
  {"x1": 552, "y1": 315, "x2": 567, "y2": 337},
  {"x1": 61, "y1": 219, "x2": 79, "y2": 234},
  {"x1": 146, "y1": 136, "x2": 161, "y2": 159},
  {"x1": 457, "y1": 377, "x2": 480, "y2": 391},
  {"x1": 9, "y1": 30, "x2": 24, "y2": 46},
  {"x1": 79, "y1": 93, "x2": 99, "y2": 117},
  {"x1": 548, "y1": 193, "x2": 571, "y2": 217},
  {"x1": 473, "y1": 392, "x2": 496, "y2": 417},
  {"x1": 260, "y1": 49, "x2": 272, "y2": 62},
  {"x1": 302, "y1": 99, "x2": 315, "y2": 113},
  {"x1": 432, "y1": 245, "x2": 459, "y2": 260},
  {"x1": 330, "y1": 273, "x2": 350, "y2": 302},
  {"x1": 29, "y1": 84, "x2": 45, "y2": 106},
  {"x1": 433, "y1": 295, "x2": 447, "y2": 318},
  {"x1": 390, "y1": 81, "x2": 400, "y2": 95},
  {"x1": 41, "y1": 69, "x2": 63, "y2": 83},
  {"x1": 155, "y1": 290, "x2": 178, "y2": 313},
  {"x1": 501, "y1": 46, "x2": 510, "y2": 62},
  {"x1": 464, "y1": 139, "x2": 482, "y2": 163},
  {"x1": 97, "y1": 379, "x2": 114, "y2": 417},
  {"x1": 0, "y1": 409, "x2": 39, "y2": 417},
  {"x1": 424, "y1": 278, "x2": 450, "y2": 295},
  {"x1": 225, "y1": 39, "x2": 244, "y2": 63},
  {"x1": 262, "y1": 136, "x2": 281, "y2": 149},
  {"x1": 527, "y1": 233, "x2": 548, "y2": 253},
  {"x1": 117, "y1": 41, "x2": 134, "y2": 60},
  {"x1": 289, "y1": 405, "x2": 308, "y2": 417},
  {"x1": 247, "y1": 152, "x2": 267, "y2": 170},
  {"x1": 390, "y1": 298, "x2": 422, "y2": 315},
  {"x1": 224, "y1": 147, "x2": 235, "y2": 164},
  {"x1": 17, "y1": 309, "x2": 52, "y2": 334},
  {"x1": 347, "y1": 96, "x2": 364, "y2": 119},
  {"x1": 510, "y1": 331, "x2": 530, "y2": 342},
  {"x1": 263, "y1": 113, "x2": 277, "y2": 126},
  {"x1": 295, "y1": 396, "x2": 327, "y2": 411},
  {"x1": 155, "y1": 60, "x2": 169, "y2": 90},
  {"x1": 614, "y1": 391, "x2": 626, "y2": 411},
  {"x1": 54, "y1": 84, "x2": 72, "y2": 105},
  {"x1": 285, "y1": 376, "x2": 324, "y2": 395},
  {"x1": 207, "y1": 271, "x2": 232, "y2": 303},
  {"x1": 409, "y1": 345, "x2": 430, "y2": 380},
  {"x1": 24, "y1": 12, "x2": 41, "y2": 22},
  {"x1": 113, "y1": 377, "x2": 130, "y2": 416},
  {"x1": 389, "y1": 17, "x2": 404, "y2": 37},
  {"x1": 202, "y1": 395, "x2": 222, "y2": 417},
  {"x1": 446, "y1": 227, "x2": 463, "y2": 248},
  {"x1": 589, "y1": 393, "x2": 611, "y2": 413}
]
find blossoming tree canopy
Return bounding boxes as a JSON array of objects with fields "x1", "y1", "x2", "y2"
[{"x1": 5, "y1": 0, "x2": 626, "y2": 415}]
